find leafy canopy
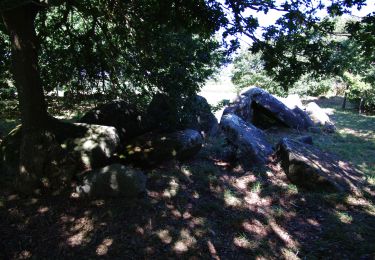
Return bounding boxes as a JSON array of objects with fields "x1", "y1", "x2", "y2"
[{"x1": 0, "y1": 0, "x2": 373, "y2": 101}]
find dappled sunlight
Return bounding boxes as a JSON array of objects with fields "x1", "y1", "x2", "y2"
[
  {"x1": 173, "y1": 229, "x2": 197, "y2": 254},
  {"x1": 269, "y1": 219, "x2": 299, "y2": 249},
  {"x1": 65, "y1": 216, "x2": 95, "y2": 247},
  {"x1": 96, "y1": 238, "x2": 113, "y2": 256},
  {"x1": 233, "y1": 233, "x2": 258, "y2": 249},
  {"x1": 335, "y1": 211, "x2": 353, "y2": 224},
  {"x1": 224, "y1": 189, "x2": 243, "y2": 207},
  {"x1": 1, "y1": 131, "x2": 375, "y2": 258},
  {"x1": 162, "y1": 178, "x2": 179, "y2": 198},
  {"x1": 156, "y1": 229, "x2": 173, "y2": 244}
]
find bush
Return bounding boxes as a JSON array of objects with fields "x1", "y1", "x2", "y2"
[
  {"x1": 343, "y1": 72, "x2": 375, "y2": 112},
  {"x1": 290, "y1": 74, "x2": 341, "y2": 97}
]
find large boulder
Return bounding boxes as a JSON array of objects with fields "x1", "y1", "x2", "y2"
[
  {"x1": 145, "y1": 94, "x2": 219, "y2": 136},
  {"x1": 76, "y1": 164, "x2": 146, "y2": 198},
  {"x1": 276, "y1": 138, "x2": 363, "y2": 194},
  {"x1": 242, "y1": 87, "x2": 313, "y2": 130},
  {"x1": 79, "y1": 100, "x2": 147, "y2": 142},
  {"x1": 0, "y1": 126, "x2": 78, "y2": 194},
  {"x1": 222, "y1": 95, "x2": 253, "y2": 124},
  {"x1": 277, "y1": 94, "x2": 304, "y2": 110},
  {"x1": 145, "y1": 94, "x2": 179, "y2": 132},
  {"x1": 64, "y1": 123, "x2": 120, "y2": 170},
  {"x1": 305, "y1": 102, "x2": 336, "y2": 133},
  {"x1": 123, "y1": 129, "x2": 203, "y2": 166},
  {"x1": 305, "y1": 102, "x2": 332, "y2": 125},
  {"x1": 220, "y1": 114, "x2": 273, "y2": 167},
  {"x1": 183, "y1": 95, "x2": 219, "y2": 137},
  {"x1": 0, "y1": 122, "x2": 121, "y2": 184}
]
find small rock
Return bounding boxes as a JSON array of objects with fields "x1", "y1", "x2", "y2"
[
  {"x1": 77, "y1": 164, "x2": 146, "y2": 198},
  {"x1": 323, "y1": 122, "x2": 336, "y2": 133}
]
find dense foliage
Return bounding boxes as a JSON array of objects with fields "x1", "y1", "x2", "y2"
[
  {"x1": 1, "y1": 1, "x2": 226, "y2": 109},
  {"x1": 232, "y1": 14, "x2": 375, "y2": 112},
  {"x1": 0, "y1": 0, "x2": 374, "y2": 120}
]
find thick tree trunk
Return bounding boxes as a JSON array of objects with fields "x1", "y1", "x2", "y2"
[
  {"x1": 1, "y1": 4, "x2": 53, "y2": 193},
  {"x1": 1, "y1": 4, "x2": 48, "y2": 130}
]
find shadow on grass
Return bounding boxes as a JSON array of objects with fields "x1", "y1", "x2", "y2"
[{"x1": 1, "y1": 154, "x2": 374, "y2": 259}]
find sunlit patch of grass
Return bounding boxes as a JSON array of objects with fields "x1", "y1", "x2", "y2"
[
  {"x1": 162, "y1": 178, "x2": 180, "y2": 198},
  {"x1": 281, "y1": 247, "x2": 300, "y2": 260},
  {"x1": 249, "y1": 181, "x2": 262, "y2": 193},
  {"x1": 173, "y1": 228, "x2": 197, "y2": 254},
  {"x1": 311, "y1": 107, "x2": 375, "y2": 178},
  {"x1": 224, "y1": 189, "x2": 242, "y2": 207},
  {"x1": 336, "y1": 211, "x2": 353, "y2": 224},
  {"x1": 366, "y1": 173, "x2": 375, "y2": 185},
  {"x1": 286, "y1": 184, "x2": 299, "y2": 194},
  {"x1": 233, "y1": 232, "x2": 258, "y2": 249},
  {"x1": 156, "y1": 229, "x2": 173, "y2": 244},
  {"x1": 271, "y1": 206, "x2": 285, "y2": 218}
]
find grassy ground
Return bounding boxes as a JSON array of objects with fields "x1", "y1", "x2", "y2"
[{"x1": 0, "y1": 97, "x2": 374, "y2": 259}]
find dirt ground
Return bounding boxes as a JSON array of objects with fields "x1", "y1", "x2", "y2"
[{"x1": 1, "y1": 141, "x2": 374, "y2": 259}]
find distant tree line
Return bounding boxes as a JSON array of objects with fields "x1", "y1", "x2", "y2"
[{"x1": 232, "y1": 16, "x2": 375, "y2": 113}]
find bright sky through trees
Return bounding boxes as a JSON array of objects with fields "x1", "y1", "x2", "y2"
[{"x1": 231, "y1": 0, "x2": 375, "y2": 47}]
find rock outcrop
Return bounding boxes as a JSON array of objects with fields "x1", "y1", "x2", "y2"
[
  {"x1": 220, "y1": 114, "x2": 273, "y2": 167},
  {"x1": 145, "y1": 94, "x2": 219, "y2": 136},
  {"x1": 276, "y1": 138, "x2": 362, "y2": 194}
]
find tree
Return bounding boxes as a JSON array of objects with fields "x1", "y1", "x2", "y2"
[{"x1": 231, "y1": 51, "x2": 285, "y2": 96}]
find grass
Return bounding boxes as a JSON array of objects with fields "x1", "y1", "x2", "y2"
[
  {"x1": 310, "y1": 97, "x2": 375, "y2": 177},
  {"x1": 0, "y1": 98, "x2": 97, "y2": 138}
]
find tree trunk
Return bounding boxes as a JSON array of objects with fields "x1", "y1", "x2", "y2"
[
  {"x1": 1, "y1": 4, "x2": 53, "y2": 193},
  {"x1": 1, "y1": 4, "x2": 48, "y2": 130},
  {"x1": 359, "y1": 97, "x2": 365, "y2": 114},
  {"x1": 342, "y1": 84, "x2": 349, "y2": 110}
]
